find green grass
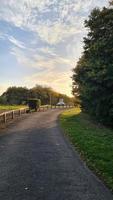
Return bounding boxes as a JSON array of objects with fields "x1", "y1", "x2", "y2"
[
  {"x1": 0, "y1": 105, "x2": 26, "y2": 112},
  {"x1": 60, "y1": 108, "x2": 113, "y2": 191}
]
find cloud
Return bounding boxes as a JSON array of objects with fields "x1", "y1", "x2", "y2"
[
  {"x1": 8, "y1": 36, "x2": 26, "y2": 49},
  {"x1": 9, "y1": 43, "x2": 73, "y2": 95},
  {"x1": 0, "y1": 0, "x2": 108, "y2": 45},
  {"x1": 0, "y1": 0, "x2": 108, "y2": 96},
  {"x1": 10, "y1": 45, "x2": 72, "y2": 70},
  {"x1": 0, "y1": 32, "x2": 26, "y2": 49},
  {"x1": 34, "y1": 21, "x2": 82, "y2": 45},
  {"x1": 24, "y1": 69, "x2": 73, "y2": 96},
  {"x1": 0, "y1": 0, "x2": 54, "y2": 28}
]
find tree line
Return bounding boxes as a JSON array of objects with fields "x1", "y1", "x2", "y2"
[
  {"x1": 0, "y1": 85, "x2": 74, "y2": 106},
  {"x1": 72, "y1": 1, "x2": 113, "y2": 126}
]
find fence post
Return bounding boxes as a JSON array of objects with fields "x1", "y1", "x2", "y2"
[
  {"x1": 12, "y1": 111, "x2": 14, "y2": 119},
  {"x1": 19, "y1": 109, "x2": 21, "y2": 116},
  {"x1": 4, "y1": 113, "x2": 7, "y2": 123}
]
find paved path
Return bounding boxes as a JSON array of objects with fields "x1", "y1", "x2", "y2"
[{"x1": 0, "y1": 110, "x2": 112, "y2": 200}]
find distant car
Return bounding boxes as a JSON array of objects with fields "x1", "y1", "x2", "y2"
[{"x1": 56, "y1": 102, "x2": 65, "y2": 106}]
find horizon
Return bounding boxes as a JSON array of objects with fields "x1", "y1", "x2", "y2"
[{"x1": 0, "y1": 0, "x2": 108, "y2": 96}]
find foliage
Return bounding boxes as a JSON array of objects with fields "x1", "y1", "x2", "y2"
[
  {"x1": 0, "y1": 96, "x2": 7, "y2": 104},
  {"x1": 29, "y1": 85, "x2": 74, "y2": 105},
  {"x1": 28, "y1": 98, "x2": 41, "y2": 111},
  {"x1": 2, "y1": 87, "x2": 29, "y2": 105},
  {"x1": 0, "y1": 85, "x2": 74, "y2": 106},
  {"x1": 72, "y1": 6, "x2": 113, "y2": 126},
  {"x1": 60, "y1": 108, "x2": 113, "y2": 190}
]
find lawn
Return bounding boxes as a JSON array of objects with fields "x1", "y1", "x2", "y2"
[
  {"x1": 0, "y1": 105, "x2": 27, "y2": 113},
  {"x1": 60, "y1": 108, "x2": 113, "y2": 191}
]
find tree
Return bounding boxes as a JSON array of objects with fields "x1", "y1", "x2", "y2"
[
  {"x1": 2, "y1": 87, "x2": 29, "y2": 105},
  {"x1": 72, "y1": 6, "x2": 113, "y2": 126},
  {"x1": 0, "y1": 95, "x2": 7, "y2": 104},
  {"x1": 1, "y1": 85, "x2": 73, "y2": 106},
  {"x1": 29, "y1": 85, "x2": 54, "y2": 105}
]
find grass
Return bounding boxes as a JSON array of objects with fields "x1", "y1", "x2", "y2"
[
  {"x1": 0, "y1": 105, "x2": 27, "y2": 112},
  {"x1": 60, "y1": 108, "x2": 113, "y2": 191}
]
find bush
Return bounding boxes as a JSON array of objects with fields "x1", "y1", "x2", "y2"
[{"x1": 28, "y1": 99, "x2": 41, "y2": 111}]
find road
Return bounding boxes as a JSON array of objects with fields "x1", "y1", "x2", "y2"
[{"x1": 0, "y1": 109, "x2": 112, "y2": 200}]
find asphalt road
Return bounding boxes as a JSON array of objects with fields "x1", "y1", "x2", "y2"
[{"x1": 0, "y1": 109, "x2": 113, "y2": 200}]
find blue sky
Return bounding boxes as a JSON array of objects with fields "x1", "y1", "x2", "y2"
[{"x1": 0, "y1": 0, "x2": 108, "y2": 96}]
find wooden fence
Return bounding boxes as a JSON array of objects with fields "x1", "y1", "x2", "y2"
[
  {"x1": 0, "y1": 105, "x2": 73, "y2": 125},
  {"x1": 38, "y1": 105, "x2": 73, "y2": 111},
  {"x1": 0, "y1": 108, "x2": 28, "y2": 125}
]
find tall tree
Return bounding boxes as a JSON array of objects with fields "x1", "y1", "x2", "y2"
[
  {"x1": 72, "y1": 6, "x2": 113, "y2": 126},
  {"x1": 2, "y1": 87, "x2": 29, "y2": 105}
]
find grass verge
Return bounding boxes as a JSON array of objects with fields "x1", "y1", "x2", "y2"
[
  {"x1": 60, "y1": 108, "x2": 113, "y2": 191},
  {"x1": 0, "y1": 105, "x2": 26, "y2": 112}
]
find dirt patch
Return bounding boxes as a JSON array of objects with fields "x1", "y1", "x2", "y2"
[{"x1": 0, "y1": 113, "x2": 32, "y2": 135}]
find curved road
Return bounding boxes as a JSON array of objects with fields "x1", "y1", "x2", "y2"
[{"x1": 0, "y1": 110, "x2": 112, "y2": 200}]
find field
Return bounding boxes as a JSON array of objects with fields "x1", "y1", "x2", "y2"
[
  {"x1": 0, "y1": 105, "x2": 27, "y2": 114},
  {"x1": 60, "y1": 108, "x2": 113, "y2": 191}
]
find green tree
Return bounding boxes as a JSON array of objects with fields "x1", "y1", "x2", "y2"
[
  {"x1": 29, "y1": 85, "x2": 53, "y2": 105},
  {"x1": 72, "y1": 6, "x2": 113, "y2": 126},
  {"x1": 0, "y1": 95, "x2": 7, "y2": 104},
  {"x1": 2, "y1": 87, "x2": 29, "y2": 105},
  {"x1": 1, "y1": 85, "x2": 73, "y2": 106},
  {"x1": 29, "y1": 85, "x2": 74, "y2": 105}
]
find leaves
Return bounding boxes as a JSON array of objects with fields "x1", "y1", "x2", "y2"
[
  {"x1": 1, "y1": 85, "x2": 74, "y2": 105},
  {"x1": 72, "y1": 6, "x2": 113, "y2": 126}
]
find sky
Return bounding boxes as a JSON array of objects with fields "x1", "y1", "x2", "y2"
[{"x1": 0, "y1": 0, "x2": 108, "y2": 96}]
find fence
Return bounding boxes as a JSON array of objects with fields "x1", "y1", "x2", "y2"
[
  {"x1": 38, "y1": 105, "x2": 73, "y2": 111},
  {"x1": 0, "y1": 108, "x2": 29, "y2": 125},
  {"x1": 0, "y1": 105, "x2": 74, "y2": 125}
]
